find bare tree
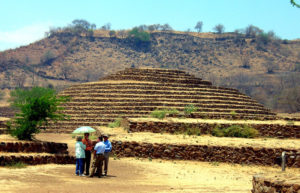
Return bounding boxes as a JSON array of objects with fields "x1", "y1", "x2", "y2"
[
  {"x1": 118, "y1": 30, "x2": 128, "y2": 38},
  {"x1": 244, "y1": 25, "x2": 263, "y2": 37},
  {"x1": 161, "y1": 23, "x2": 173, "y2": 31},
  {"x1": 61, "y1": 64, "x2": 73, "y2": 80},
  {"x1": 240, "y1": 55, "x2": 251, "y2": 69},
  {"x1": 213, "y1": 24, "x2": 225, "y2": 34},
  {"x1": 14, "y1": 73, "x2": 26, "y2": 88},
  {"x1": 194, "y1": 21, "x2": 203, "y2": 33},
  {"x1": 101, "y1": 23, "x2": 111, "y2": 31}
]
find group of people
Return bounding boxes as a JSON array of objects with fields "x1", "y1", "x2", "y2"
[{"x1": 75, "y1": 133, "x2": 112, "y2": 178}]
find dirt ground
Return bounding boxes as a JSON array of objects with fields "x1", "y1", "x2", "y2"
[
  {"x1": 1, "y1": 129, "x2": 300, "y2": 193},
  {"x1": 1, "y1": 157, "x2": 299, "y2": 193}
]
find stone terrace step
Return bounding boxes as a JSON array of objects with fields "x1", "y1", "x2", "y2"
[
  {"x1": 62, "y1": 88, "x2": 247, "y2": 99},
  {"x1": 62, "y1": 86, "x2": 241, "y2": 95},
  {"x1": 61, "y1": 101, "x2": 267, "y2": 110},
  {"x1": 61, "y1": 93, "x2": 255, "y2": 103},
  {"x1": 101, "y1": 75, "x2": 212, "y2": 85},
  {"x1": 61, "y1": 102, "x2": 267, "y2": 111},
  {"x1": 63, "y1": 97, "x2": 266, "y2": 109},
  {"x1": 60, "y1": 107, "x2": 273, "y2": 116},
  {"x1": 71, "y1": 82, "x2": 240, "y2": 92},
  {"x1": 71, "y1": 82, "x2": 239, "y2": 92},
  {"x1": 62, "y1": 88, "x2": 249, "y2": 98}
]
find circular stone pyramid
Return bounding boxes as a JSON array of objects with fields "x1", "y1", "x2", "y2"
[{"x1": 46, "y1": 68, "x2": 276, "y2": 132}]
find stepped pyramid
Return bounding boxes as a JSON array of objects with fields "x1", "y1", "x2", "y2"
[{"x1": 46, "y1": 68, "x2": 276, "y2": 132}]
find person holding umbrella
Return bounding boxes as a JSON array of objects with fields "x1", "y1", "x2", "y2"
[
  {"x1": 75, "y1": 136, "x2": 86, "y2": 176},
  {"x1": 82, "y1": 133, "x2": 93, "y2": 176},
  {"x1": 72, "y1": 126, "x2": 96, "y2": 177}
]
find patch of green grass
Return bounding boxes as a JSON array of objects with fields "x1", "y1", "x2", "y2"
[
  {"x1": 212, "y1": 125, "x2": 259, "y2": 138},
  {"x1": 210, "y1": 162, "x2": 220, "y2": 166},
  {"x1": 287, "y1": 120, "x2": 295, "y2": 126},
  {"x1": 108, "y1": 118, "x2": 122, "y2": 128},
  {"x1": 184, "y1": 104, "x2": 198, "y2": 116},
  {"x1": 150, "y1": 109, "x2": 179, "y2": 119},
  {"x1": 184, "y1": 127, "x2": 201, "y2": 136},
  {"x1": 5, "y1": 162, "x2": 27, "y2": 169},
  {"x1": 230, "y1": 110, "x2": 237, "y2": 118},
  {"x1": 150, "y1": 109, "x2": 168, "y2": 119}
]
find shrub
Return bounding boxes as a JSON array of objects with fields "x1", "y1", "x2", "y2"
[
  {"x1": 185, "y1": 127, "x2": 201, "y2": 136},
  {"x1": 7, "y1": 87, "x2": 69, "y2": 140},
  {"x1": 212, "y1": 125, "x2": 259, "y2": 138},
  {"x1": 150, "y1": 109, "x2": 179, "y2": 119},
  {"x1": 150, "y1": 109, "x2": 169, "y2": 119},
  {"x1": 230, "y1": 110, "x2": 237, "y2": 118},
  {"x1": 128, "y1": 27, "x2": 150, "y2": 45},
  {"x1": 168, "y1": 109, "x2": 180, "y2": 116},
  {"x1": 184, "y1": 104, "x2": 198, "y2": 116},
  {"x1": 5, "y1": 162, "x2": 27, "y2": 169},
  {"x1": 108, "y1": 118, "x2": 122, "y2": 128}
]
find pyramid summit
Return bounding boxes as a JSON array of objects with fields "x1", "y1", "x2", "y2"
[{"x1": 46, "y1": 68, "x2": 276, "y2": 132}]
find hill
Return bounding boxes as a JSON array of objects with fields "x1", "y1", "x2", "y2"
[{"x1": 0, "y1": 30, "x2": 299, "y2": 112}]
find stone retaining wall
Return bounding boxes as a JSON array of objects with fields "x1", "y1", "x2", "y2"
[
  {"x1": 128, "y1": 121, "x2": 300, "y2": 138},
  {"x1": 0, "y1": 142, "x2": 69, "y2": 154},
  {"x1": 0, "y1": 155, "x2": 75, "y2": 166},
  {"x1": 111, "y1": 141, "x2": 300, "y2": 168},
  {"x1": 252, "y1": 175, "x2": 300, "y2": 193}
]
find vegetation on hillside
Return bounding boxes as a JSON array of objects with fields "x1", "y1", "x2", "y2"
[
  {"x1": 0, "y1": 19, "x2": 299, "y2": 113},
  {"x1": 212, "y1": 125, "x2": 259, "y2": 138},
  {"x1": 7, "y1": 87, "x2": 69, "y2": 140}
]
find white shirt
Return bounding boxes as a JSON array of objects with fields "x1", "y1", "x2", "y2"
[{"x1": 94, "y1": 141, "x2": 105, "y2": 154}]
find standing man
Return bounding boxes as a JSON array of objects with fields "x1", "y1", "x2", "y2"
[
  {"x1": 103, "y1": 134, "x2": 112, "y2": 176},
  {"x1": 89, "y1": 136, "x2": 105, "y2": 178},
  {"x1": 82, "y1": 133, "x2": 92, "y2": 176}
]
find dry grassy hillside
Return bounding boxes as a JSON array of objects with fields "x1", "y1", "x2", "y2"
[{"x1": 0, "y1": 30, "x2": 299, "y2": 112}]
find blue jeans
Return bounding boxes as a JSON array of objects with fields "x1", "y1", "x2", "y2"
[{"x1": 76, "y1": 158, "x2": 84, "y2": 175}]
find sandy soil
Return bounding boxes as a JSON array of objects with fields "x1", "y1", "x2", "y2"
[
  {"x1": 1, "y1": 133, "x2": 300, "y2": 193},
  {"x1": 1, "y1": 158, "x2": 299, "y2": 193}
]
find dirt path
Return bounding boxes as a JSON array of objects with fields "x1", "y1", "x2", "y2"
[{"x1": 1, "y1": 158, "x2": 299, "y2": 193}]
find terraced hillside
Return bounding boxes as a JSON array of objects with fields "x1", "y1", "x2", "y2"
[{"x1": 45, "y1": 68, "x2": 276, "y2": 132}]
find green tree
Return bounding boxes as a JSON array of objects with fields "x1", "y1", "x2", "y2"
[
  {"x1": 128, "y1": 27, "x2": 151, "y2": 45},
  {"x1": 8, "y1": 87, "x2": 69, "y2": 140},
  {"x1": 291, "y1": 0, "x2": 300, "y2": 7}
]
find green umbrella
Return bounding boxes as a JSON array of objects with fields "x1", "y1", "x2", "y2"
[{"x1": 72, "y1": 126, "x2": 96, "y2": 134}]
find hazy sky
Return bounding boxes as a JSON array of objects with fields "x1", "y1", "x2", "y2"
[{"x1": 0, "y1": 0, "x2": 299, "y2": 51}]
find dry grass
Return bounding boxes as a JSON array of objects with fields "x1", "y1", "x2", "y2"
[
  {"x1": 128, "y1": 117, "x2": 300, "y2": 126},
  {"x1": 95, "y1": 127, "x2": 300, "y2": 149}
]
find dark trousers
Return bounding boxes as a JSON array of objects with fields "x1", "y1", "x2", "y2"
[
  {"x1": 75, "y1": 158, "x2": 84, "y2": 175},
  {"x1": 90, "y1": 154, "x2": 105, "y2": 177},
  {"x1": 83, "y1": 150, "x2": 91, "y2": 175},
  {"x1": 104, "y1": 152, "x2": 110, "y2": 174}
]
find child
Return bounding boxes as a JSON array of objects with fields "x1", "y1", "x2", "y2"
[{"x1": 75, "y1": 136, "x2": 86, "y2": 176}]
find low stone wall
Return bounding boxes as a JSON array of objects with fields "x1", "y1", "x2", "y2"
[
  {"x1": 0, "y1": 155, "x2": 75, "y2": 166},
  {"x1": 0, "y1": 142, "x2": 69, "y2": 154},
  {"x1": 111, "y1": 141, "x2": 300, "y2": 168},
  {"x1": 252, "y1": 174, "x2": 300, "y2": 193},
  {"x1": 128, "y1": 121, "x2": 300, "y2": 138}
]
